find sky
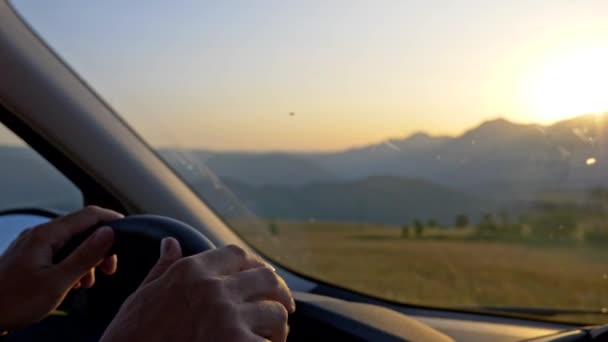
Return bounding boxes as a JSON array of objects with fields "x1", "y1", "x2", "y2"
[{"x1": 7, "y1": 0, "x2": 608, "y2": 151}]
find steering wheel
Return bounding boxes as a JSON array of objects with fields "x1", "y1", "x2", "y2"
[{"x1": 52, "y1": 215, "x2": 216, "y2": 335}]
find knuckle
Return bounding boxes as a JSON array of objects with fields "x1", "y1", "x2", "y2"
[
  {"x1": 29, "y1": 226, "x2": 47, "y2": 241},
  {"x1": 81, "y1": 205, "x2": 102, "y2": 218},
  {"x1": 268, "y1": 301, "x2": 289, "y2": 323},
  {"x1": 172, "y1": 257, "x2": 197, "y2": 275},
  {"x1": 258, "y1": 267, "x2": 280, "y2": 288},
  {"x1": 175, "y1": 259, "x2": 226, "y2": 287},
  {"x1": 202, "y1": 276, "x2": 225, "y2": 293},
  {"x1": 225, "y1": 244, "x2": 246, "y2": 259},
  {"x1": 74, "y1": 245, "x2": 97, "y2": 262},
  {"x1": 210, "y1": 295, "x2": 238, "y2": 320},
  {"x1": 83, "y1": 205, "x2": 102, "y2": 213},
  {"x1": 277, "y1": 303, "x2": 289, "y2": 321}
]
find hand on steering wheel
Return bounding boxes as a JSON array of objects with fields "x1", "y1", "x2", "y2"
[
  {"x1": 102, "y1": 242, "x2": 295, "y2": 342},
  {"x1": 0, "y1": 206, "x2": 122, "y2": 331},
  {"x1": 0, "y1": 206, "x2": 295, "y2": 341}
]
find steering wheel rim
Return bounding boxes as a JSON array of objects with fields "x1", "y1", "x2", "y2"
[
  {"x1": 54, "y1": 214, "x2": 216, "y2": 262},
  {"x1": 54, "y1": 215, "x2": 216, "y2": 333},
  {"x1": 104, "y1": 214, "x2": 216, "y2": 256}
]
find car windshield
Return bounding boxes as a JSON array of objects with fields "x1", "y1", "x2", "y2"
[{"x1": 13, "y1": 0, "x2": 608, "y2": 324}]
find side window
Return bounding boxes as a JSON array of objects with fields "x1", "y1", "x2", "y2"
[
  {"x1": 0, "y1": 123, "x2": 82, "y2": 250},
  {"x1": 0, "y1": 124, "x2": 82, "y2": 212}
]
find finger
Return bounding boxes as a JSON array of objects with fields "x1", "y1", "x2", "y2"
[
  {"x1": 47, "y1": 206, "x2": 123, "y2": 247},
  {"x1": 54, "y1": 226, "x2": 114, "y2": 288},
  {"x1": 196, "y1": 245, "x2": 265, "y2": 276},
  {"x1": 80, "y1": 269, "x2": 95, "y2": 288},
  {"x1": 141, "y1": 237, "x2": 182, "y2": 285},
  {"x1": 242, "y1": 331, "x2": 271, "y2": 342},
  {"x1": 240, "y1": 301, "x2": 289, "y2": 342},
  {"x1": 99, "y1": 254, "x2": 118, "y2": 275},
  {"x1": 226, "y1": 267, "x2": 295, "y2": 313},
  {"x1": 233, "y1": 331, "x2": 270, "y2": 342}
]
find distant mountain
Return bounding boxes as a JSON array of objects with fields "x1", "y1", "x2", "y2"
[
  {"x1": 203, "y1": 153, "x2": 337, "y2": 186},
  {"x1": 307, "y1": 133, "x2": 451, "y2": 181},
  {"x1": 3, "y1": 112, "x2": 607, "y2": 225},
  {"x1": 3, "y1": 145, "x2": 484, "y2": 225},
  {"x1": 0, "y1": 147, "x2": 81, "y2": 211},
  {"x1": 158, "y1": 150, "x2": 338, "y2": 187},
  {"x1": 158, "y1": 113, "x2": 608, "y2": 203},
  {"x1": 188, "y1": 175, "x2": 489, "y2": 225},
  {"x1": 307, "y1": 113, "x2": 608, "y2": 200}
]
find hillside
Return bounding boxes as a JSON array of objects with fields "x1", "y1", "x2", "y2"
[
  {"x1": 2, "y1": 112, "x2": 607, "y2": 224},
  {"x1": 309, "y1": 113, "x2": 608, "y2": 199},
  {"x1": 188, "y1": 175, "x2": 490, "y2": 225},
  {"x1": 203, "y1": 153, "x2": 337, "y2": 186},
  {"x1": 158, "y1": 150, "x2": 336, "y2": 187},
  {"x1": 157, "y1": 113, "x2": 608, "y2": 203}
]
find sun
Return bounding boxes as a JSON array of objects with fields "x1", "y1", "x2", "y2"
[{"x1": 522, "y1": 45, "x2": 608, "y2": 123}]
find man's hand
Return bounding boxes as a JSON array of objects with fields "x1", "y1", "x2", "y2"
[
  {"x1": 0, "y1": 206, "x2": 123, "y2": 330},
  {"x1": 102, "y1": 241, "x2": 295, "y2": 342}
]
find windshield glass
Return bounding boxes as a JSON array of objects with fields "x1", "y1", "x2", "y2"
[{"x1": 14, "y1": 0, "x2": 608, "y2": 324}]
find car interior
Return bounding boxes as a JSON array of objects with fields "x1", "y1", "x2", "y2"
[{"x1": 1, "y1": 1, "x2": 608, "y2": 341}]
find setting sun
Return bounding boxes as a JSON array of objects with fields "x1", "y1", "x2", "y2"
[{"x1": 522, "y1": 45, "x2": 608, "y2": 123}]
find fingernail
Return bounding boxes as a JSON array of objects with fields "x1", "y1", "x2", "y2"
[
  {"x1": 265, "y1": 262, "x2": 276, "y2": 272},
  {"x1": 161, "y1": 237, "x2": 171, "y2": 255}
]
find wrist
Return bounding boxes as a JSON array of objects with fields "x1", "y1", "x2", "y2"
[
  {"x1": 0, "y1": 304, "x2": 12, "y2": 333},
  {"x1": 0, "y1": 299, "x2": 14, "y2": 332},
  {"x1": 0, "y1": 296, "x2": 22, "y2": 332},
  {"x1": 0, "y1": 317, "x2": 8, "y2": 336}
]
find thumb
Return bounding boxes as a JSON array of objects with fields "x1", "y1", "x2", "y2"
[
  {"x1": 55, "y1": 226, "x2": 114, "y2": 288},
  {"x1": 141, "y1": 237, "x2": 182, "y2": 285}
]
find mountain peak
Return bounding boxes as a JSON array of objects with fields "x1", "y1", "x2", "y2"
[
  {"x1": 461, "y1": 117, "x2": 537, "y2": 139},
  {"x1": 450, "y1": 117, "x2": 549, "y2": 148},
  {"x1": 405, "y1": 131, "x2": 432, "y2": 140},
  {"x1": 384, "y1": 131, "x2": 449, "y2": 151},
  {"x1": 477, "y1": 117, "x2": 516, "y2": 129}
]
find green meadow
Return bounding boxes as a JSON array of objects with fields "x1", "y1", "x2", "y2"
[{"x1": 237, "y1": 220, "x2": 608, "y2": 324}]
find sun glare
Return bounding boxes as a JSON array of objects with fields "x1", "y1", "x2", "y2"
[{"x1": 523, "y1": 46, "x2": 608, "y2": 123}]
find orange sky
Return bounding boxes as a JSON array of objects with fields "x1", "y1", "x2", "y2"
[{"x1": 9, "y1": 0, "x2": 608, "y2": 151}]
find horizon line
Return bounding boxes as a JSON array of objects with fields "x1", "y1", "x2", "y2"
[
  {"x1": 153, "y1": 111, "x2": 608, "y2": 153},
  {"x1": 1, "y1": 111, "x2": 607, "y2": 153}
]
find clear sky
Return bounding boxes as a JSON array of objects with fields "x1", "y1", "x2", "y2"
[{"x1": 9, "y1": 0, "x2": 608, "y2": 151}]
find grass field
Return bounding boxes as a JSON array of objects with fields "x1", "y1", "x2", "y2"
[{"x1": 234, "y1": 220, "x2": 608, "y2": 324}]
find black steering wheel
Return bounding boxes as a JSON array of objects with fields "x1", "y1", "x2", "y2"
[{"x1": 51, "y1": 215, "x2": 216, "y2": 336}]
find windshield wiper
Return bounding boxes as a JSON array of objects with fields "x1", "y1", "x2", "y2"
[{"x1": 462, "y1": 306, "x2": 608, "y2": 317}]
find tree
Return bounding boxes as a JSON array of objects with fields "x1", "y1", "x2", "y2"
[
  {"x1": 400, "y1": 225, "x2": 410, "y2": 239},
  {"x1": 478, "y1": 213, "x2": 497, "y2": 235},
  {"x1": 413, "y1": 219, "x2": 424, "y2": 238},
  {"x1": 454, "y1": 214, "x2": 469, "y2": 228},
  {"x1": 498, "y1": 211, "x2": 510, "y2": 228},
  {"x1": 427, "y1": 219, "x2": 438, "y2": 227},
  {"x1": 268, "y1": 221, "x2": 280, "y2": 236}
]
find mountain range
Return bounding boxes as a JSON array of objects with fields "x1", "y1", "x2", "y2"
[
  {"x1": 2, "y1": 113, "x2": 607, "y2": 224},
  {"x1": 183, "y1": 175, "x2": 488, "y2": 225},
  {"x1": 156, "y1": 113, "x2": 608, "y2": 224},
  {"x1": 169, "y1": 113, "x2": 608, "y2": 197}
]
